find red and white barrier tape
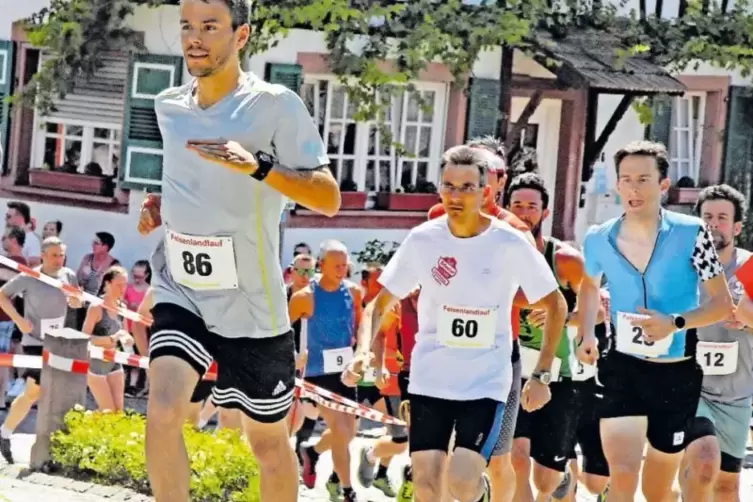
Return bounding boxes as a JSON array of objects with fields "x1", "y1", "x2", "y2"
[
  {"x1": 0, "y1": 344, "x2": 404, "y2": 425},
  {"x1": 0, "y1": 255, "x2": 151, "y2": 326}
]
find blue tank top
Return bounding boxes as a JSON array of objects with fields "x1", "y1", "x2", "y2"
[
  {"x1": 583, "y1": 210, "x2": 703, "y2": 359},
  {"x1": 305, "y1": 280, "x2": 355, "y2": 376}
]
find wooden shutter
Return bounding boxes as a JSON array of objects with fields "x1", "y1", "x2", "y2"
[
  {"x1": 265, "y1": 63, "x2": 302, "y2": 92},
  {"x1": 40, "y1": 52, "x2": 128, "y2": 124},
  {"x1": 722, "y1": 86, "x2": 753, "y2": 246},
  {"x1": 646, "y1": 94, "x2": 673, "y2": 148},
  {"x1": 465, "y1": 78, "x2": 500, "y2": 141},
  {"x1": 119, "y1": 53, "x2": 183, "y2": 192},
  {"x1": 0, "y1": 40, "x2": 14, "y2": 172}
]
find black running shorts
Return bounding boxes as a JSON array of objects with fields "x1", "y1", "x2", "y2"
[{"x1": 149, "y1": 302, "x2": 296, "y2": 424}]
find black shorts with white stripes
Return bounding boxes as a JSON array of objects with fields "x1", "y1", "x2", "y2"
[{"x1": 149, "y1": 302, "x2": 296, "y2": 424}]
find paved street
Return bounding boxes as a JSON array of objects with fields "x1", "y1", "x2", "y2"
[{"x1": 1, "y1": 399, "x2": 753, "y2": 501}]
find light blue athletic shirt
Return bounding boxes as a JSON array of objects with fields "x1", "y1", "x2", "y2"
[
  {"x1": 583, "y1": 209, "x2": 723, "y2": 359},
  {"x1": 151, "y1": 73, "x2": 329, "y2": 339}
]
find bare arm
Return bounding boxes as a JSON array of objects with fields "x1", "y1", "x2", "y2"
[
  {"x1": 132, "y1": 289, "x2": 153, "y2": 356},
  {"x1": 576, "y1": 273, "x2": 602, "y2": 344},
  {"x1": 82, "y1": 305, "x2": 113, "y2": 348},
  {"x1": 0, "y1": 291, "x2": 23, "y2": 325},
  {"x1": 681, "y1": 273, "x2": 733, "y2": 329},
  {"x1": 734, "y1": 293, "x2": 753, "y2": 329},
  {"x1": 264, "y1": 165, "x2": 341, "y2": 217},
  {"x1": 288, "y1": 288, "x2": 313, "y2": 325},
  {"x1": 355, "y1": 288, "x2": 400, "y2": 356},
  {"x1": 534, "y1": 289, "x2": 568, "y2": 373}
]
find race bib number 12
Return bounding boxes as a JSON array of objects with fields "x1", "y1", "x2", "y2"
[
  {"x1": 696, "y1": 341, "x2": 738, "y2": 376},
  {"x1": 166, "y1": 230, "x2": 239, "y2": 291},
  {"x1": 437, "y1": 305, "x2": 497, "y2": 349},
  {"x1": 615, "y1": 312, "x2": 672, "y2": 358}
]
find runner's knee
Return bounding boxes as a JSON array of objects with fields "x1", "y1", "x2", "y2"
[
  {"x1": 582, "y1": 474, "x2": 609, "y2": 495},
  {"x1": 447, "y1": 449, "x2": 486, "y2": 500},
  {"x1": 147, "y1": 359, "x2": 198, "y2": 426},
  {"x1": 247, "y1": 424, "x2": 291, "y2": 466},
  {"x1": 510, "y1": 439, "x2": 530, "y2": 472},
  {"x1": 686, "y1": 436, "x2": 721, "y2": 485},
  {"x1": 532, "y1": 462, "x2": 563, "y2": 494}
]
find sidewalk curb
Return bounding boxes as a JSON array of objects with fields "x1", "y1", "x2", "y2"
[{"x1": 0, "y1": 465, "x2": 153, "y2": 501}]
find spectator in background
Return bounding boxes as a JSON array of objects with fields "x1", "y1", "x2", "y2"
[
  {"x1": 124, "y1": 259, "x2": 152, "y2": 396},
  {"x1": 42, "y1": 220, "x2": 62, "y2": 239},
  {"x1": 81, "y1": 266, "x2": 133, "y2": 411},
  {"x1": 294, "y1": 242, "x2": 312, "y2": 256},
  {"x1": 0, "y1": 227, "x2": 26, "y2": 410},
  {"x1": 284, "y1": 242, "x2": 314, "y2": 284},
  {"x1": 360, "y1": 264, "x2": 383, "y2": 304},
  {"x1": 5, "y1": 202, "x2": 40, "y2": 267},
  {"x1": 74, "y1": 232, "x2": 120, "y2": 329}
]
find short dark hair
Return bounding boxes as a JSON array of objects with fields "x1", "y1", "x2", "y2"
[
  {"x1": 294, "y1": 242, "x2": 312, "y2": 254},
  {"x1": 695, "y1": 184, "x2": 747, "y2": 223},
  {"x1": 207, "y1": 0, "x2": 250, "y2": 30},
  {"x1": 507, "y1": 172, "x2": 550, "y2": 209},
  {"x1": 6, "y1": 201, "x2": 31, "y2": 224},
  {"x1": 466, "y1": 136, "x2": 507, "y2": 174},
  {"x1": 440, "y1": 145, "x2": 490, "y2": 185},
  {"x1": 614, "y1": 140, "x2": 670, "y2": 180},
  {"x1": 52, "y1": 220, "x2": 63, "y2": 234},
  {"x1": 96, "y1": 231, "x2": 116, "y2": 251},
  {"x1": 5, "y1": 226, "x2": 25, "y2": 247}
]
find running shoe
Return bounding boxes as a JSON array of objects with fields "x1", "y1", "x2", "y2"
[
  {"x1": 343, "y1": 488, "x2": 358, "y2": 502},
  {"x1": 326, "y1": 474, "x2": 342, "y2": 501},
  {"x1": 356, "y1": 446, "x2": 376, "y2": 487},
  {"x1": 299, "y1": 445, "x2": 319, "y2": 489},
  {"x1": 396, "y1": 464, "x2": 413, "y2": 502},
  {"x1": 0, "y1": 437, "x2": 13, "y2": 464},
  {"x1": 373, "y1": 475, "x2": 396, "y2": 497},
  {"x1": 477, "y1": 473, "x2": 491, "y2": 502}
]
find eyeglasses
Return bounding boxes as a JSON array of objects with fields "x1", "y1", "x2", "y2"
[
  {"x1": 294, "y1": 267, "x2": 314, "y2": 278},
  {"x1": 439, "y1": 183, "x2": 482, "y2": 194}
]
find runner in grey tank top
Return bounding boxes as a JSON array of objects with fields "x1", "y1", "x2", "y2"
[
  {"x1": 138, "y1": 3, "x2": 339, "y2": 501},
  {"x1": 89, "y1": 309, "x2": 124, "y2": 376},
  {"x1": 682, "y1": 185, "x2": 752, "y2": 497}
]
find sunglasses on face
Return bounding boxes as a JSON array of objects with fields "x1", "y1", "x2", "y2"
[{"x1": 294, "y1": 267, "x2": 314, "y2": 278}]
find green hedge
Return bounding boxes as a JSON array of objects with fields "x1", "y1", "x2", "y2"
[{"x1": 50, "y1": 407, "x2": 260, "y2": 501}]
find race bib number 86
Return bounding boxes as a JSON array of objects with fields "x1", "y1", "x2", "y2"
[
  {"x1": 437, "y1": 305, "x2": 497, "y2": 349},
  {"x1": 166, "y1": 230, "x2": 239, "y2": 291}
]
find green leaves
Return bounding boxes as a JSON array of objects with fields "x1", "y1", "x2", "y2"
[{"x1": 50, "y1": 408, "x2": 260, "y2": 501}]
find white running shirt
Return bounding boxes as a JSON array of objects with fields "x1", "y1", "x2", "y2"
[{"x1": 379, "y1": 216, "x2": 559, "y2": 402}]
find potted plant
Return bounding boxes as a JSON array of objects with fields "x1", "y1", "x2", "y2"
[
  {"x1": 377, "y1": 179, "x2": 439, "y2": 211},
  {"x1": 339, "y1": 178, "x2": 367, "y2": 210},
  {"x1": 667, "y1": 176, "x2": 702, "y2": 205}
]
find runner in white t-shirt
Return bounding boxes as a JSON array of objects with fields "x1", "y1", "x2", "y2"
[{"x1": 342, "y1": 145, "x2": 567, "y2": 502}]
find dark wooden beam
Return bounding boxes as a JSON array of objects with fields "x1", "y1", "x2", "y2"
[
  {"x1": 678, "y1": 0, "x2": 688, "y2": 17},
  {"x1": 505, "y1": 90, "x2": 544, "y2": 152},
  {"x1": 639, "y1": 0, "x2": 647, "y2": 19},
  {"x1": 581, "y1": 89, "x2": 599, "y2": 183},
  {"x1": 584, "y1": 94, "x2": 635, "y2": 170},
  {"x1": 510, "y1": 76, "x2": 569, "y2": 91},
  {"x1": 721, "y1": 0, "x2": 730, "y2": 14},
  {"x1": 495, "y1": 47, "x2": 514, "y2": 141},
  {"x1": 655, "y1": 0, "x2": 664, "y2": 16}
]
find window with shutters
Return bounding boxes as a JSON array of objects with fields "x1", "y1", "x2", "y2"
[
  {"x1": 668, "y1": 93, "x2": 706, "y2": 183},
  {"x1": 300, "y1": 76, "x2": 447, "y2": 192},
  {"x1": 648, "y1": 92, "x2": 707, "y2": 184},
  {"x1": 29, "y1": 53, "x2": 127, "y2": 178}
]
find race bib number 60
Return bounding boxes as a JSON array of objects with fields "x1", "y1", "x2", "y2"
[
  {"x1": 615, "y1": 312, "x2": 672, "y2": 358},
  {"x1": 166, "y1": 230, "x2": 239, "y2": 291},
  {"x1": 437, "y1": 305, "x2": 497, "y2": 349}
]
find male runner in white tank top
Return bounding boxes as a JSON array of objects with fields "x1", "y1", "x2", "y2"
[
  {"x1": 135, "y1": 2, "x2": 339, "y2": 501},
  {"x1": 343, "y1": 145, "x2": 567, "y2": 502}
]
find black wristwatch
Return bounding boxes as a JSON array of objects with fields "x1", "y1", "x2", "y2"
[
  {"x1": 672, "y1": 314, "x2": 686, "y2": 330},
  {"x1": 250, "y1": 151, "x2": 276, "y2": 181},
  {"x1": 531, "y1": 371, "x2": 552, "y2": 385}
]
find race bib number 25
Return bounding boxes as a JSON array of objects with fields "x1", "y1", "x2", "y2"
[
  {"x1": 615, "y1": 312, "x2": 672, "y2": 358},
  {"x1": 166, "y1": 230, "x2": 239, "y2": 291},
  {"x1": 437, "y1": 305, "x2": 497, "y2": 349}
]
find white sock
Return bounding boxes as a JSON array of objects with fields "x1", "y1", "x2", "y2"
[{"x1": 1, "y1": 426, "x2": 12, "y2": 439}]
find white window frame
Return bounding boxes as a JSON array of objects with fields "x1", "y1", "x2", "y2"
[
  {"x1": 668, "y1": 92, "x2": 706, "y2": 183},
  {"x1": 30, "y1": 116, "x2": 122, "y2": 175},
  {"x1": 131, "y1": 62, "x2": 176, "y2": 100},
  {"x1": 0, "y1": 49, "x2": 7, "y2": 86},
  {"x1": 302, "y1": 74, "x2": 448, "y2": 192},
  {"x1": 124, "y1": 146, "x2": 164, "y2": 186}
]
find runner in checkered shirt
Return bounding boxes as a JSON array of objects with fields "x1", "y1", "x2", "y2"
[{"x1": 575, "y1": 141, "x2": 733, "y2": 501}]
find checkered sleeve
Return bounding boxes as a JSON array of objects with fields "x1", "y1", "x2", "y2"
[{"x1": 691, "y1": 225, "x2": 724, "y2": 282}]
